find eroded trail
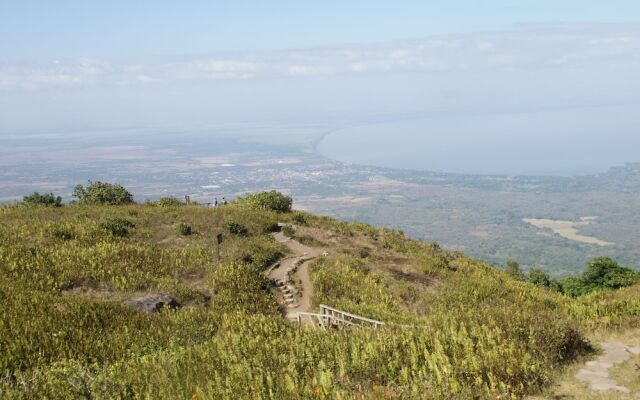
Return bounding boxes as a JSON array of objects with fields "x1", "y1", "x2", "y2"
[
  {"x1": 575, "y1": 341, "x2": 640, "y2": 394},
  {"x1": 268, "y1": 231, "x2": 326, "y2": 320}
]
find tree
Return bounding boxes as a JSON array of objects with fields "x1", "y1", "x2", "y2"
[
  {"x1": 239, "y1": 191, "x2": 292, "y2": 213},
  {"x1": 582, "y1": 257, "x2": 639, "y2": 290},
  {"x1": 506, "y1": 260, "x2": 525, "y2": 281},
  {"x1": 528, "y1": 268, "x2": 551, "y2": 288},
  {"x1": 22, "y1": 192, "x2": 62, "y2": 207},
  {"x1": 557, "y1": 276, "x2": 589, "y2": 297},
  {"x1": 557, "y1": 257, "x2": 640, "y2": 296},
  {"x1": 73, "y1": 181, "x2": 134, "y2": 205}
]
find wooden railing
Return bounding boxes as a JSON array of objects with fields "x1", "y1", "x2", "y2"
[{"x1": 296, "y1": 304, "x2": 385, "y2": 330}]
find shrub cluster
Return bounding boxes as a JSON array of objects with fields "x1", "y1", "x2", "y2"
[
  {"x1": 224, "y1": 221, "x2": 248, "y2": 236},
  {"x1": 156, "y1": 197, "x2": 183, "y2": 207},
  {"x1": 50, "y1": 225, "x2": 75, "y2": 241},
  {"x1": 73, "y1": 181, "x2": 134, "y2": 205},
  {"x1": 515, "y1": 257, "x2": 640, "y2": 297},
  {"x1": 99, "y1": 217, "x2": 135, "y2": 237},
  {"x1": 22, "y1": 192, "x2": 63, "y2": 207},
  {"x1": 238, "y1": 190, "x2": 292, "y2": 213}
]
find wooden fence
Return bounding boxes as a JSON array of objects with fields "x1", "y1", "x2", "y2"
[{"x1": 296, "y1": 304, "x2": 385, "y2": 330}]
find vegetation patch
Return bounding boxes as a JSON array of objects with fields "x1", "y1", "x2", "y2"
[
  {"x1": 73, "y1": 181, "x2": 134, "y2": 205},
  {"x1": 0, "y1": 187, "x2": 638, "y2": 399},
  {"x1": 176, "y1": 222, "x2": 192, "y2": 236},
  {"x1": 156, "y1": 197, "x2": 183, "y2": 207},
  {"x1": 99, "y1": 217, "x2": 135, "y2": 237},
  {"x1": 22, "y1": 192, "x2": 63, "y2": 207},
  {"x1": 237, "y1": 190, "x2": 292, "y2": 213},
  {"x1": 224, "y1": 221, "x2": 248, "y2": 236}
]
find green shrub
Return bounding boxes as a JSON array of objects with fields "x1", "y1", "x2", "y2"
[
  {"x1": 73, "y1": 181, "x2": 134, "y2": 205},
  {"x1": 291, "y1": 212, "x2": 307, "y2": 224},
  {"x1": 225, "y1": 221, "x2": 248, "y2": 236},
  {"x1": 156, "y1": 197, "x2": 183, "y2": 207},
  {"x1": 50, "y1": 225, "x2": 75, "y2": 241},
  {"x1": 281, "y1": 224, "x2": 295, "y2": 237},
  {"x1": 263, "y1": 222, "x2": 280, "y2": 233},
  {"x1": 556, "y1": 257, "x2": 640, "y2": 296},
  {"x1": 99, "y1": 218, "x2": 135, "y2": 237},
  {"x1": 238, "y1": 190, "x2": 292, "y2": 213},
  {"x1": 357, "y1": 247, "x2": 370, "y2": 259},
  {"x1": 177, "y1": 223, "x2": 192, "y2": 236},
  {"x1": 22, "y1": 192, "x2": 62, "y2": 207},
  {"x1": 506, "y1": 260, "x2": 525, "y2": 281},
  {"x1": 528, "y1": 268, "x2": 551, "y2": 288},
  {"x1": 582, "y1": 257, "x2": 640, "y2": 290}
]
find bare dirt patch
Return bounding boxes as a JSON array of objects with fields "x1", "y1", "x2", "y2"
[{"x1": 523, "y1": 217, "x2": 614, "y2": 246}]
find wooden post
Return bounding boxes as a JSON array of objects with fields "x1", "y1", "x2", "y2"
[{"x1": 216, "y1": 233, "x2": 223, "y2": 265}]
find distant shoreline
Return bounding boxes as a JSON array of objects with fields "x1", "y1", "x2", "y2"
[{"x1": 313, "y1": 121, "x2": 638, "y2": 179}]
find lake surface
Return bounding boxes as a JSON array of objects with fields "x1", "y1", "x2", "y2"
[{"x1": 317, "y1": 105, "x2": 640, "y2": 176}]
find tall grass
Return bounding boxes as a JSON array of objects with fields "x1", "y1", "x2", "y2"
[{"x1": 0, "y1": 203, "x2": 636, "y2": 399}]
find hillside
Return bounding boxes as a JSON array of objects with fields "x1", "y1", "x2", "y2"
[{"x1": 1, "y1": 199, "x2": 639, "y2": 399}]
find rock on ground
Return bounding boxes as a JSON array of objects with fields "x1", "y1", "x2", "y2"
[{"x1": 126, "y1": 293, "x2": 180, "y2": 313}]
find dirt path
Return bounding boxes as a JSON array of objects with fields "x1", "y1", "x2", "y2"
[
  {"x1": 575, "y1": 341, "x2": 640, "y2": 394},
  {"x1": 268, "y1": 231, "x2": 326, "y2": 320}
]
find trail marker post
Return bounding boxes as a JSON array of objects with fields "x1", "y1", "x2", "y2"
[{"x1": 216, "y1": 233, "x2": 223, "y2": 265}]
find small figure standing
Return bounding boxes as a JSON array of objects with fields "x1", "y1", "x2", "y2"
[
  {"x1": 222, "y1": 197, "x2": 228, "y2": 205},
  {"x1": 214, "y1": 197, "x2": 218, "y2": 207}
]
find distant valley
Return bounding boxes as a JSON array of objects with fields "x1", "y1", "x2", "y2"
[{"x1": 1, "y1": 126, "x2": 639, "y2": 276}]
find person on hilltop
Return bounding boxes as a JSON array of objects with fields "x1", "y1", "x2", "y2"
[
  {"x1": 214, "y1": 197, "x2": 218, "y2": 207},
  {"x1": 222, "y1": 197, "x2": 228, "y2": 205}
]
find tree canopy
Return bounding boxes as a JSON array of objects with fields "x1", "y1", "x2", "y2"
[
  {"x1": 73, "y1": 181, "x2": 134, "y2": 205},
  {"x1": 22, "y1": 192, "x2": 62, "y2": 207}
]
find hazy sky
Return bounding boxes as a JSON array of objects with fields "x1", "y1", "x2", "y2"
[
  {"x1": 1, "y1": 1, "x2": 639, "y2": 134},
  {"x1": 2, "y1": 1, "x2": 640, "y2": 58}
]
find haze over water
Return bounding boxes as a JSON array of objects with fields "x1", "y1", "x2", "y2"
[{"x1": 317, "y1": 104, "x2": 640, "y2": 177}]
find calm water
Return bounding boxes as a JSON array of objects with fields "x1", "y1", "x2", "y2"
[{"x1": 317, "y1": 105, "x2": 640, "y2": 176}]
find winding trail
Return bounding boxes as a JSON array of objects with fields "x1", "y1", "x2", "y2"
[
  {"x1": 575, "y1": 341, "x2": 640, "y2": 394},
  {"x1": 267, "y1": 231, "x2": 326, "y2": 320}
]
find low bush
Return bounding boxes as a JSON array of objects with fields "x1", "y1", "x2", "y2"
[
  {"x1": 156, "y1": 197, "x2": 183, "y2": 207},
  {"x1": 50, "y1": 225, "x2": 75, "y2": 241},
  {"x1": 177, "y1": 223, "x2": 192, "y2": 236},
  {"x1": 291, "y1": 212, "x2": 307, "y2": 224},
  {"x1": 237, "y1": 190, "x2": 292, "y2": 213},
  {"x1": 281, "y1": 224, "x2": 295, "y2": 237},
  {"x1": 99, "y1": 218, "x2": 135, "y2": 237},
  {"x1": 224, "y1": 221, "x2": 248, "y2": 236}
]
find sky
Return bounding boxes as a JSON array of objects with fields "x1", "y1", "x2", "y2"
[
  {"x1": 0, "y1": 0, "x2": 640, "y2": 61},
  {"x1": 2, "y1": 1, "x2": 640, "y2": 59},
  {"x1": 1, "y1": 1, "x2": 640, "y2": 146}
]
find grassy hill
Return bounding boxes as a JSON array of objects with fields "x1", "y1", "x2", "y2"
[{"x1": 1, "y1": 200, "x2": 639, "y2": 399}]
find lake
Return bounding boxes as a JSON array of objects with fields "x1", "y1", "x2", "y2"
[{"x1": 317, "y1": 105, "x2": 640, "y2": 176}]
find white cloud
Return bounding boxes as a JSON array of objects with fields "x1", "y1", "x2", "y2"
[
  {"x1": 1, "y1": 23, "x2": 639, "y2": 91},
  {"x1": 191, "y1": 60, "x2": 261, "y2": 79}
]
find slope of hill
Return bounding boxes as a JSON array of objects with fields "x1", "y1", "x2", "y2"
[{"x1": 0, "y1": 200, "x2": 639, "y2": 399}]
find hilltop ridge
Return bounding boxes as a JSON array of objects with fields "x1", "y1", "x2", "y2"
[{"x1": 1, "y1": 195, "x2": 639, "y2": 399}]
